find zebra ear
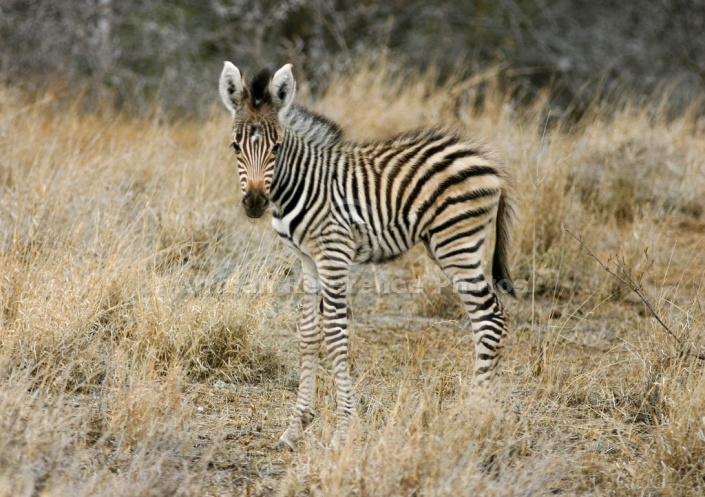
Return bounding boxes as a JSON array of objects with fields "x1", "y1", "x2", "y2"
[
  {"x1": 270, "y1": 64, "x2": 296, "y2": 112},
  {"x1": 219, "y1": 61, "x2": 244, "y2": 115}
]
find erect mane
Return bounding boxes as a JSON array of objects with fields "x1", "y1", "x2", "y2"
[{"x1": 249, "y1": 67, "x2": 273, "y2": 107}]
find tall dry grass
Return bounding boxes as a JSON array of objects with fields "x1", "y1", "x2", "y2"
[{"x1": 1, "y1": 62, "x2": 704, "y2": 496}]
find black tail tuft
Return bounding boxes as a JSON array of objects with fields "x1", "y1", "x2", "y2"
[{"x1": 492, "y1": 191, "x2": 516, "y2": 297}]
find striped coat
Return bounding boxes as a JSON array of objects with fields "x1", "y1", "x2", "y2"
[{"x1": 219, "y1": 62, "x2": 515, "y2": 449}]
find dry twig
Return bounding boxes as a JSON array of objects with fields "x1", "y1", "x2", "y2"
[{"x1": 565, "y1": 226, "x2": 705, "y2": 362}]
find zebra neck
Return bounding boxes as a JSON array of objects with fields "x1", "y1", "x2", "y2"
[
  {"x1": 270, "y1": 131, "x2": 341, "y2": 216},
  {"x1": 280, "y1": 104, "x2": 343, "y2": 147}
]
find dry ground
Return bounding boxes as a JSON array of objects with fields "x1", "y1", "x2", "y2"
[{"x1": 1, "y1": 64, "x2": 704, "y2": 496}]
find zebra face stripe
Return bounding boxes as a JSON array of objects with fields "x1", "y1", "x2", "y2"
[{"x1": 231, "y1": 121, "x2": 281, "y2": 218}]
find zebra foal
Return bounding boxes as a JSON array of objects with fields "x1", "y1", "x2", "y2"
[{"x1": 219, "y1": 62, "x2": 516, "y2": 449}]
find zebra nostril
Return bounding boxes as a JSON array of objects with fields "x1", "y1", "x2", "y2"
[{"x1": 243, "y1": 190, "x2": 269, "y2": 218}]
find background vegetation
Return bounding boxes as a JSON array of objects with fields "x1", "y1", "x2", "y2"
[
  {"x1": 2, "y1": 0, "x2": 705, "y2": 114},
  {"x1": 1, "y1": 61, "x2": 704, "y2": 495},
  {"x1": 1, "y1": 2, "x2": 705, "y2": 496}
]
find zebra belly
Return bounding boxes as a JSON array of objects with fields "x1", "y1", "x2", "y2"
[
  {"x1": 350, "y1": 221, "x2": 413, "y2": 265},
  {"x1": 273, "y1": 211, "x2": 414, "y2": 264}
]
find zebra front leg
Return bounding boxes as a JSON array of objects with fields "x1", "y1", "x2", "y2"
[
  {"x1": 318, "y1": 257, "x2": 356, "y2": 448},
  {"x1": 278, "y1": 256, "x2": 322, "y2": 449}
]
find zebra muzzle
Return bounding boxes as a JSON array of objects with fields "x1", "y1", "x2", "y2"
[{"x1": 242, "y1": 190, "x2": 270, "y2": 218}]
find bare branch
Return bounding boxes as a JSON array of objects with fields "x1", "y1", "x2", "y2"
[{"x1": 565, "y1": 225, "x2": 705, "y2": 362}]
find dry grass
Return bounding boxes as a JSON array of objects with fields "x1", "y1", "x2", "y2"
[{"x1": 1, "y1": 63, "x2": 704, "y2": 496}]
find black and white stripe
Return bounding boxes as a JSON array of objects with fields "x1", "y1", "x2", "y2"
[{"x1": 219, "y1": 62, "x2": 515, "y2": 449}]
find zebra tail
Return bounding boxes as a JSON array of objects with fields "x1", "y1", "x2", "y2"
[{"x1": 492, "y1": 189, "x2": 516, "y2": 297}]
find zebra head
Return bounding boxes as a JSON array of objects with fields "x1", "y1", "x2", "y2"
[{"x1": 219, "y1": 62, "x2": 295, "y2": 218}]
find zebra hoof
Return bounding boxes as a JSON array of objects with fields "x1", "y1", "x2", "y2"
[
  {"x1": 275, "y1": 434, "x2": 297, "y2": 451},
  {"x1": 275, "y1": 423, "x2": 302, "y2": 450}
]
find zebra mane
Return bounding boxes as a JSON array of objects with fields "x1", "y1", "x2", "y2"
[
  {"x1": 249, "y1": 67, "x2": 273, "y2": 108},
  {"x1": 281, "y1": 104, "x2": 343, "y2": 147},
  {"x1": 242, "y1": 66, "x2": 343, "y2": 145}
]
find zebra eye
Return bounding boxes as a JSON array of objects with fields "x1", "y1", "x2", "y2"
[
  {"x1": 271, "y1": 143, "x2": 281, "y2": 155},
  {"x1": 231, "y1": 142, "x2": 241, "y2": 154}
]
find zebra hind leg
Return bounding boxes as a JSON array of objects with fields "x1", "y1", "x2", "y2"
[{"x1": 426, "y1": 236, "x2": 508, "y2": 388}]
